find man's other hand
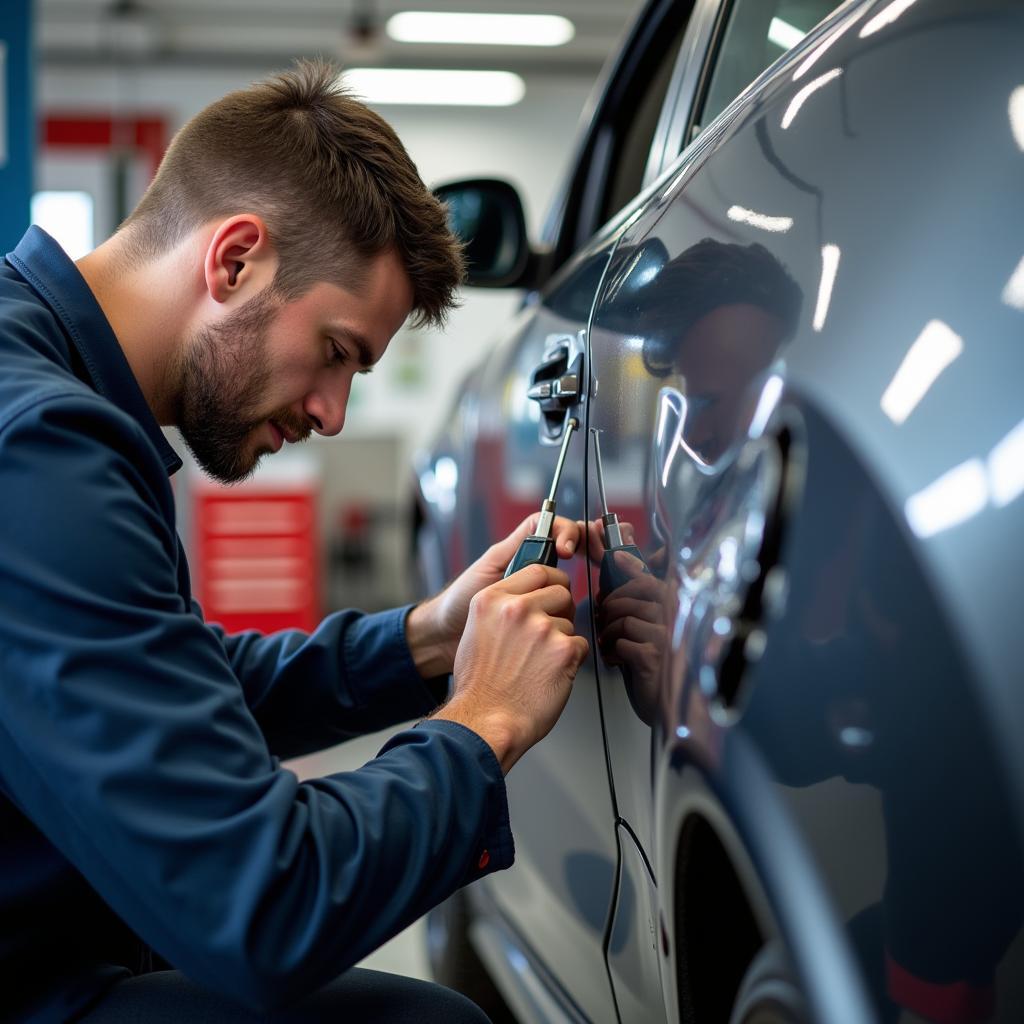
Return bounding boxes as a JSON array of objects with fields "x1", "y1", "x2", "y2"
[
  {"x1": 406, "y1": 514, "x2": 582, "y2": 679},
  {"x1": 433, "y1": 564, "x2": 589, "y2": 773}
]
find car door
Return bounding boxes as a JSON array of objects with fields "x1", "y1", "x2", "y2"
[
  {"x1": 457, "y1": 6, "x2": 704, "y2": 1021},
  {"x1": 583, "y1": 1, "x2": 848, "y2": 1019}
]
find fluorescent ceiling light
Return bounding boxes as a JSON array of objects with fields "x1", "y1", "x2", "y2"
[
  {"x1": 989, "y1": 417, "x2": 1024, "y2": 508},
  {"x1": 768, "y1": 17, "x2": 806, "y2": 50},
  {"x1": 342, "y1": 68, "x2": 525, "y2": 106},
  {"x1": 781, "y1": 67, "x2": 842, "y2": 129},
  {"x1": 1002, "y1": 253, "x2": 1024, "y2": 311},
  {"x1": 793, "y1": 15, "x2": 857, "y2": 81},
  {"x1": 1009, "y1": 86, "x2": 1024, "y2": 152},
  {"x1": 747, "y1": 373, "x2": 784, "y2": 440},
  {"x1": 387, "y1": 12, "x2": 574, "y2": 47},
  {"x1": 880, "y1": 319, "x2": 963, "y2": 425},
  {"x1": 813, "y1": 243, "x2": 841, "y2": 331},
  {"x1": 727, "y1": 204, "x2": 794, "y2": 232},
  {"x1": 860, "y1": 0, "x2": 919, "y2": 38},
  {"x1": 905, "y1": 459, "x2": 988, "y2": 538}
]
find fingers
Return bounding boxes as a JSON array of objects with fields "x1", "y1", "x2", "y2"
[
  {"x1": 521, "y1": 584, "x2": 577, "y2": 623},
  {"x1": 612, "y1": 548, "x2": 646, "y2": 577},
  {"x1": 583, "y1": 519, "x2": 639, "y2": 561},
  {"x1": 603, "y1": 570, "x2": 663, "y2": 603},
  {"x1": 599, "y1": 593, "x2": 662, "y2": 626},
  {"x1": 485, "y1": 516, "x2": 582, "y2": 574},
  {"x1": 551, "y1": 516, "x2": 581, "y2": 558},
  {"x1": 499, "y1": 562, "x2": 570, "y2": 594},
  {"x1": 514, "y1": 513, "x2": 579, "y2": 558},
  {"x1": 601, "y1": 615, "x2": 664, "y2": 647},
  {"x1": 474, "y1": 568, "x2": 576, "y2": 631},
  {"x1": 569, "y1": 634, "x2": 590, "y2": 670},
  {"x1": 614, "y1": 637, "x2": 657, "y2": 674}
]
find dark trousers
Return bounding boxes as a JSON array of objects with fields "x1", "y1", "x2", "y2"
[{"x1": 78, "y1": 969, "x2": 492, "y2": 1023}]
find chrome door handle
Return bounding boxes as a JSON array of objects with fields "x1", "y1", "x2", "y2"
[
  {"x1": 527, "y1": 372, "x2": 579, "y2": 403},
  {"x1": 528, "y1": 335, "x2": 585, "y2": 444}
]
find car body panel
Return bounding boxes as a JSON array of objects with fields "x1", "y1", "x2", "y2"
[
  {"x1": 606, "y1": 823, "x2": 664, "y2": 1023},
  {"x1": 416, "y1": 0, "x2": 1024, "y2": 1019},
  {"x1": 586, "y1": 0, "x2": 1024, "y2": 1018}
]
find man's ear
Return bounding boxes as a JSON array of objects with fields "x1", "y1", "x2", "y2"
[{"x1": 203, "y1": 215, "x2": 277, "y2": 304}]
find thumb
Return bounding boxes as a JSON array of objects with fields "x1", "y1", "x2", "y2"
[{"x1": 613, "y1": 549, "x2": 648, "y2": 578}]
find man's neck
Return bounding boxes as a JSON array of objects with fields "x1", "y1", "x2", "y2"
[{"x1": 76, "y1": 235, "x2": 195, "y2": 426}]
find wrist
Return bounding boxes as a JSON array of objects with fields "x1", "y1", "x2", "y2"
[
  {"x1": 405, "y1": 596, "x2": 455, "y2": 679},
  {"x1": 431, "y1": 698, "x2": 524, "y2": 775}
]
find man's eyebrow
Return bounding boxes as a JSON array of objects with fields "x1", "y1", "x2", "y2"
[{"x1": 330, "y1": 326, "x2": 376, "y2": 368}]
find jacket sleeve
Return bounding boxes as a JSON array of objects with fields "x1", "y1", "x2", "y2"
[
  {"x1": 0, "y1": 393, "x2": 513, "y2": 1011},
  {"x1": 205, "y1": 607, "x2": 450, "y2": 759}
]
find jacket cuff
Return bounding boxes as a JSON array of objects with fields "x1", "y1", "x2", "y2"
[
  {"x1": 341, "y1": 604, "x2": 447, "y2": 716},
  {"x1": 382, "y1": 718, "x2": 515, "y2": 879}
]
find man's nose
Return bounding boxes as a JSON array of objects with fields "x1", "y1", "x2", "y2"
[{"x1": 303, "y1": 382, "x2": 349, "y2": 437}]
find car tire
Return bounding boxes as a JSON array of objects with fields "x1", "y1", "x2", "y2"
[
  {"x1": 426, "y1": 890, "x2": 517, "y2": 1024},
  {"x1": 728, "y1": 942, "x2": 810, "y2": 1024}
]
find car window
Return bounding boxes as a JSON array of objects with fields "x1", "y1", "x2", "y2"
[
  {"x1": 599, "y1": 15, "x2": 691, "y2": 227},
  {"x1": 695, "y1": 0, "x2": 841, "y2": 135},
  {"x1": 554, "y1": 1, "x2": 696, "y2": 263}
]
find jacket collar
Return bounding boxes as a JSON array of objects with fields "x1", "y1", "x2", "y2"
[{"x1": 7, "y1": 226, "x2": 182, "y2": 475}]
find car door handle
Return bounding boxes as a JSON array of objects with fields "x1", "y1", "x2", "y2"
[
  {"x1": 527, "y1": 373, "x2": 579, "y2": 403},
  {"x1": 528, "y1": 337, "x2": 585, "y2": 443}
]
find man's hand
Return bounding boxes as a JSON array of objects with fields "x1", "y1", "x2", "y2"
[
  {"x1": 585, "y1": 518, "x2": 668, "y2": 726},
  {"x1": 433, "y1": 564, "x2": 589, "y2": 773},
  {"x1": 406, "y1": 513, "x2": 582, "y2": 679},
  {"x1": 597, "y1": 550, "x2": 667, "y2": 672}
]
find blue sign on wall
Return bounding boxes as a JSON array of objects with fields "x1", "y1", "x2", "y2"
[{"x1": 0, "y1": 0, "x2": 33, "y2": 254}]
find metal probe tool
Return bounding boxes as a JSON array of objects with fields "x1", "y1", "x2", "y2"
[
  {"x1": 592, "y1": 428, "x2": 650, "y2": 594},
  {"x1": 504, "y1": 417, "x2": 579, "y2": 578}
]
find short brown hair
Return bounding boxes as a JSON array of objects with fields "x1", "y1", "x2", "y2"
[{"x1": 121, "y1": 59, "x2": 464, "y2": 327}]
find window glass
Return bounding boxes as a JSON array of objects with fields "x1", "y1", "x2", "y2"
[
  {"x1": 31, "y1": 190, "x2": 95, "y2": 259},
  {"x1": 600, "y1": 18, "x2": 689, "y2": 225},
  {"x1": 696, "y1": 0, "x2": 841, "y2": 134}
]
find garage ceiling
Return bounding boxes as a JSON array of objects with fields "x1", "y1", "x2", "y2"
[{"x1": 38, "y1": 0, "x2": 644, "y2": 74}]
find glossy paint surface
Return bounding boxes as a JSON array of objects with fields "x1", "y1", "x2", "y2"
[
  {"x1": 588, "y1": 0, "x2": 1024, "y2": 1019},
  {"x1": 416, "y1": 0, "x2": 1024, "y2": 1019}
]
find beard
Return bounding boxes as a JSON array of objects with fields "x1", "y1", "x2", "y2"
[{"x1": 173, "y1": 287, "x2": 311, "y2": 484}]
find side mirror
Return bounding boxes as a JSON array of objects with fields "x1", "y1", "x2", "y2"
[{"x1": 434, "y1": 178, "x2": 531, "y2": 288}]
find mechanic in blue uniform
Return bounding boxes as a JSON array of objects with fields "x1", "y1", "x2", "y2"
[{"x1": 0, "y1": 61, "x2": 588, "y2": 1022}]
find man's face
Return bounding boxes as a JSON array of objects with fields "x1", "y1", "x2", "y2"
[
  {"x1": 674, "y1": 302, "x2": 786, "y2": 463},
  {"x1": 175, "y1": 248, "x2": 413, "y2": 483}
]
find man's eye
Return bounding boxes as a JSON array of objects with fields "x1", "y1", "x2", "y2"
[{"x1": 329, "y1": 341, "x2": 348, "y2": 365}]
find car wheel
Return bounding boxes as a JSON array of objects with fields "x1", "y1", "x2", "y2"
[
  {"x1": 426, "y1": 890, "x2": 516, "y2": 1024},
  {"x1": 728, "y1": 942, "x2": 810, "y2": 1024}
]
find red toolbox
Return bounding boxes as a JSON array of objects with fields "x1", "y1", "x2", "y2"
[{"x1": 192, "y1": 468, "x2": 321, "y2": 634}]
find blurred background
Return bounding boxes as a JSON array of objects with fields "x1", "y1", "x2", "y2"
[
  {"x1": 1, "y1": 0, "x2": 641, "y2": 979},
  {"x1": 3, "y1": 0, "x2": 641, "y2": 626}
]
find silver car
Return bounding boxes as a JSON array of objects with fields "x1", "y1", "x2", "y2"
[{"x1": 416, "y1": 1, "x2": 1024, "y2": 1020}]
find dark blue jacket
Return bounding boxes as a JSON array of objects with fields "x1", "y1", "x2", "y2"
[{"x1": 0, "y1": 227, "x2": 512, "y2": 1022}]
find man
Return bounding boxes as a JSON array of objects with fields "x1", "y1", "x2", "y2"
[{"x1": 0, "y1": 61, "x2": 588, "y2": 1021}]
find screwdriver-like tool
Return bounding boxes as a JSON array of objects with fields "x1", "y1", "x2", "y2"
[
  {"x1": 504, "y1": 417, "x2": 579, "y2": 578},
  {"x1": 592, "y1": 428, "x2": 650, "y2": 594}
]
